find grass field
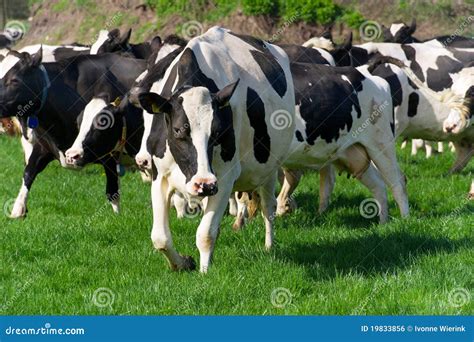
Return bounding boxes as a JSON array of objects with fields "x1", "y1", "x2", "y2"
[{"x1": 0, "y1": 135, "x2": 472, "y2": 315}]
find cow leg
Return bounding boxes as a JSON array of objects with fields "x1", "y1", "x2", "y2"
[
  {"x1": 469, "y1": 180, "x2": 474, "y2": 200},
  {"x1": 171, "y1": 192, "x2": 187, "y2": 219},
  {"x1": 400, "y1": 139, "x2": 408, "y2": 149},
  {"x1": 10, "y1": 145, "x2": 54, "y2": 218},
  {"x1": 228, "y1": 195, "x2": 238, "y2": 216},
  {"x1": 366, "y1": 145, "x2": 409, "y2": 218},
  {"x1": 20, "y1": 135, "x2": 34, "y2": 165},
  {"x1": 196, "y1": 177, "x2": 235, "y2": 273},
  {"x1": 258, "y1": 173, "x2": 278, "y2": 250},
  {"x1": 438, "y1": 142, "x2": 444, "y2": 153},
  {"x1": 151, "y1": 175, "x2": 195, "y2": 271},
  {"x1": 102, "y1": 158, "x2": 120, "y2": 214},
  {"x1": 425, "y1": 142, "x2": 433, "y2": 158},
  {"x1": 411, "y1": 139, "x2": 422, "y2": 156},
  {"x1": 319, "y1": 164, "x2": 336, "y2": 214},
  {"x1": 232, "y1": 192, "x2": 247, "y2": 231},
  {"x1": 276, "y1": 168, "x2": 302, "y2": 216},
  {"x1": 357, "y1": 164, "x2": 389, "y2": 223},
  {"x1": 449, "y1": 142, "x2": 474, "y2": 174},
  {"x1": 335, "y1": 144, "x2": 388, "y2": 223}
]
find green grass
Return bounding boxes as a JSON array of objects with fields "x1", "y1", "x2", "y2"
[{"x1": 0, "y1": 135, "x2": 472, "y2": 315}]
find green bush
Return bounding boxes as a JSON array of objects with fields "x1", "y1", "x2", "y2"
[
  {"x1": 341, "y1": 10, "x2": 365, "y2": 29},
  {"x1": 242, "y1": 0, "x2": 277, "y2": 16},
  {"x1": 279, "y1": 0, "x2": 342, "y2": 24}
]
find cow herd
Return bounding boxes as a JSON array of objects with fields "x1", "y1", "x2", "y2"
[{"x1": 0, "y1": 21, "x2": 472, "y2": 273}]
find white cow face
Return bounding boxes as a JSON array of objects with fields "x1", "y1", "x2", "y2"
[
  {"x1": 443, "y1": 107, "x2": 471, "y2": 134},
  {"x1": 139, "y1": 82, "x2": 239, "y2": 197}
]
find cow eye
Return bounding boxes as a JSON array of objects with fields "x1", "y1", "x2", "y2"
[{"x1": 173, "y1": 127, "x2": 185, "y2": 138}]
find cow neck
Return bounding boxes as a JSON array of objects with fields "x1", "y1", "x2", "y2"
[
  {"x1": 96, "y1": 116, "x2": 127, "y2": 161},
  {"x1": 35, "y1": 64, "x2": 51, "y2": 115}
]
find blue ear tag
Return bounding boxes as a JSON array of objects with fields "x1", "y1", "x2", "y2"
[
  {"x1": 27, "y1": 116, "x2": 39, "y2": 129},
  {"x1": 117, "y1": 164, "x2": 126, "y2": 177}
]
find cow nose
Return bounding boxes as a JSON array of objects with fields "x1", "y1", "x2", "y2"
[
  {"x1": 136, "y1": 158, "x2": 149, "y2": 169},
  {"x1": 194, "y1": 182, "x2": 218, "y2": 197},
  {"x1": 65, "y1": 149, "x2": 82, "y2": 164},
  {"x1": 444, "y1": 124, "x2": 456, "y2": 133}
]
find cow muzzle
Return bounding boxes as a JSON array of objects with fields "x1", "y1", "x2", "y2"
[
  {"x1": 187, "y1": 175, "x2": 218, "y2": 197},
  {"x1": 443, "y1": 109, "x2": 469, "y2": 134},
  {"x1": 135, "y1": 152, "x2": 152, "y2": 171},
  {"x1": 65, "y1": 147, "x2": 84, "y2": 166}
]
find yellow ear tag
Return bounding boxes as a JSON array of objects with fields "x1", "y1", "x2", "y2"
[
  {"x1": 151, "y1": 103, "x2": 160, "y2": 113},
  {"x1": 112, "y1": 97, "x2": 121, "y2": 107}
]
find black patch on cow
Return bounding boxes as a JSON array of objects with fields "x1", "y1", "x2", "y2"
[
  {"x1": 407, "y1": 92, "x2": 419, "y2": 117},
  {"x1": 426, "y1": 55, "x2": 464, "y2": 92},
  {"x1": 464, "y1": 86, "x2": 474, "y2": 118},
  {"x1": 147, "y1": 115, "x2": 168, "y2": 158},
  {"x1": 210, "y1": 105, "x2": 236, "y2": 162},
  {"x1": 370, "y1": 64, "x2": 402, "y2": 135},
  {"x1": 173, "y1": 48, "x2": 219, "y2": 93},
  {"x1": 279, "y1": 44, "x2": 332, "y2": 65},
  {"x1": 250, "y1": 50, "x2": 287, "y2": 98},
  {"x1": 295, "y1": 130, "x2": 304, "y2": 142},
  {"x1": 407, "y1": 78, "x2": 418, "y2": 90},
  {"x1": 229, "y1": 32, "x2": 287, "y2": 97},
  {"x1": 449, "y1": 48, "x2": 474, "y2": 64},
  {"x1": 291, "y1": 63, "x2": 361, "y2": 144},
  {"x1": 401, "y1": 45, "x2": 425, "y2": 82},
  {"x1": 246, "y1": 87, "x2": 270, "y2": 163}
]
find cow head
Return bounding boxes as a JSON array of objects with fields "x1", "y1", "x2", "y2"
[
  {"x1": 138, "y1": 81, "x2": 239, "y2": 197},
  {"x1": 383, "y1": 19, "x2": 417, "y2": 43},
  {"x1": 443, "y1": 91, "x2": 473, "y2": 134},
  {"x1": 66, "y1": 95, "x2": 127, "y2": 167},
  {"x1": 90, "y1": 28, "x2": 132, "y2": 55},
  {"x1": 0, "y1": 49, "x2": 45, "y2": 119}
]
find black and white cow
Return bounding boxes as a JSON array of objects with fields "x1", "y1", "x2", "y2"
[
  {"x1": 0, "y1": 27, "x2": 24, "y2": 50},
  {"x1": 134, "y1": 27, "x2": 296, "y2": 273},
  {"x1": 382, "y1": 19, "x2": 474, "y2": 48},
  {"x1": 275, "y1": 61, "x2": 409, "y2": 223},
  {"x1": 64, "y1": 36, "x2": 186, "y2": 182},
  {"x1": 90, "y1": 28, "x2": 152, "y2": 59},
  {"x1": 0, "y1": 49, "x2": 146, "y2": 218}
]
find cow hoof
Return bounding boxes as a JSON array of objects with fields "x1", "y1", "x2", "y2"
[
  {"x1": 9, "y1": 204, "x2": 27, "y2": 219},
  {"x1": 181, "y1": 255, "x2": 197, "y2": 271},
  {"x1": 276, "y1": 206, "x2": 289, "y2": 216}
]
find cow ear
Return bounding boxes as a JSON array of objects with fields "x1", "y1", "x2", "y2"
[
  {"x1": 120, "y1": 28, "x2": 132, "y2": 45},
  {"x1": 408, "y1": 18, "x2": 416, "y2": 34},
  {"x1": 30, "y1": 46, "x2": 43, "y2": 67},
  {"x1": 342, "y1": 32, "x2": 352, "y2": 50},
  {"x1": 138, "y1": 92, "x2": 171, "y2": 114},
  {"x1": 109, "y1": 29, "x2": 121, "y2": 39},
  {"x1": 214, "y1": 80, "x2": 240, "y2": 108},
  {"x1": 151, "y1": 36, "x2": 162, "y2": 52}
]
